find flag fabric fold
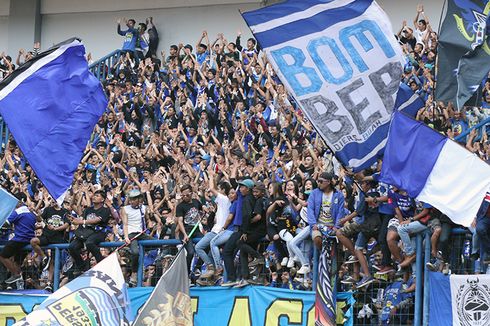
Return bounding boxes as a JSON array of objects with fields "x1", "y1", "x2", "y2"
[
  {"x1": 429, "y1": 272, "x2": 490, "y2": 326},
  {"x1": 0, "y1": 187, "x2": 18, "y2": 228},
  {"x1": 0, "y1": 38, "x2": 107, "y2": 204},
  {"x1": 242, "y1": 0, "x2": 423, "y2": 172},
  {"x1": 381, "y1": 111, "x2": 490, "y2": 227},
  {"x1": 15, "y1": 253, "x2": 133, "y2": 326},
  {"x1": 132, "y1": 249, "x2": 192, "y2": 325},
  {"x1": 435, "y1": 0, "x2": 490, "y2": 108}
]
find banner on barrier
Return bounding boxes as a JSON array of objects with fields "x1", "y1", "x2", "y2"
[{"x1": 0, "y1": 287, "x2": 354, "y2": 326}]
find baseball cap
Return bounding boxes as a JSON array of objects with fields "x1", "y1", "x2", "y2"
[
  {"x1": 254, "y1": 181, "x2": 266, "y2": 192},
  {"x1": 128, "y1": 189, "x2": 142, "y2": 198},
  {"x1": 319, "y1": 172, "x2": 334, "y2": 181},
  {"x1": 238, "y1": 179, "x2": 255, "y2": 189}
]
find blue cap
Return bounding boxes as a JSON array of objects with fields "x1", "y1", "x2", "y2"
[{"x1": 238, "y1": 179, "x2": 255, "y2": 189}]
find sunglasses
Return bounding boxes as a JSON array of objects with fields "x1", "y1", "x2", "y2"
[{"x1": 317, "y1": 179, "x2": 328, "y2": 184}]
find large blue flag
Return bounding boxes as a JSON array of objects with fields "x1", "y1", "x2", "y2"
[
  {"x1": 0, "y1": 38, "x2": 107, "y2": 204},
  {"x1": 381, "y1": 112, "x2": 490, "y2": 227},
  {"x1": 242, "y1": 0, "x2": 423, "y2": 171},
  {"x1": 429, "y1": 272, "x2": 490, "y2": 326}
]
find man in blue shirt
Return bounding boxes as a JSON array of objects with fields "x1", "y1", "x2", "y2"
[
  {"x1": 307, "y1": 172, "x2": 345, "y2": 250},
  {"x1": 117, "y1": 17, "x2": 139, "y2": 53},
  {"x1": 0, "y1": 199, "x2": 36, "y2": 285}
]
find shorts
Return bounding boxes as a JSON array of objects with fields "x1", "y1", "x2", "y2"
[
  {"x1": 311, "y1": 224, "x2": 335, "y2": 240},
  {"x1": 427, "y1": 218, "x2": 441, "y2": 232},
  {"x1": 388, "y1": 218, "x2": 401, "y2": 232},
  {"x1": 355, "y1": 232, "x2": 368, "y2": 250},
  {"x1": 0, "y1": 240, "x2": 29, "y2": 263},
  {"x1": 339, "y1": 222, "x2": 362, "y2": 238},
  {"x1": 38, "y1": 235, "x2": 66, "y2": 246},
  {"x1": 312, "y1": 229, "x2": 322, "y2": 240}
]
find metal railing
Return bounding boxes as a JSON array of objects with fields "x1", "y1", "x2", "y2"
[
  {"x1": 88, "y1": 49, "x2": 122, "y2": 81},
  {"x1": 0, "y1": 228, "x2": 478, "y2": 325}
]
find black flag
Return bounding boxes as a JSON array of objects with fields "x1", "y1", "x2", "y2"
[{"x1": 435, "y1": 0, "x2": 490, "y2": 108}]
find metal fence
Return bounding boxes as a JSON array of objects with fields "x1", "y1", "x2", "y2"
[{"x1": 0, "y1": 228, "x2": 481, "y2": 325}]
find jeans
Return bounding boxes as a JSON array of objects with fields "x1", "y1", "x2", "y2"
[
  {"x1": 237, "y1": 232, "x2": 263, "y2": 279},
  {"x1": 288, "y1": 227, "x2": 311, "y2": 266},
  {"x1": 195, "y1": 231, "x2": 217, "y2": 266},
  {"x1": 69, "y1": 232, "x2": 106, "y2": 271},
  {"x1": 222, "y1": 231, "x2": 242, "y2": 282},
  {"x1": 128, "y1": 232, "x2": 154, "y2": 273},
  {"x1": 476, "y1": 216, "x2": 490, "y2": 261},
  {"x1": 397, "y1": 221, "x2": 427, "y2": 256},
  {"x1": 379, "y1": 214, "x2": 393, "y2": 266},
  {"x1": 210, "y1": 230, "x2": 233, "y2": 269}
]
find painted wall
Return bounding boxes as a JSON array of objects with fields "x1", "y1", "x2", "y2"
[
  {"x1": 40, "y1": 2, "x2": 261, "y2": 59},
  {"x1": 2, "y1": 0, "x2": 447, "y2": 59},
  {"x1": 0, "y1": 16, "x2": 8, "y2": 52}
]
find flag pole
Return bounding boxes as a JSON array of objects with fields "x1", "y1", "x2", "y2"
[{"x1": 115, "y1": 229, "x2": 148, "y2": 251}]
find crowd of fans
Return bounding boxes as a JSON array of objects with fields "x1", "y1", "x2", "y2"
[{"x1": 0, "y1": 4, "x2": 490, "y2": 323}]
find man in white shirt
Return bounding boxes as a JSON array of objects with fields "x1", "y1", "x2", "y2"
[
  {"x1": 195, "y1": 171, "x2": 233, "y2": 281},
  {"x1": 121, "y1": 189, "x2": 156, "y2": 286}
]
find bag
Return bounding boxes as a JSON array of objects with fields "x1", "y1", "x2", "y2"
[{"x1": 74, "y1": 226, "x2": 95, "y2": 240}]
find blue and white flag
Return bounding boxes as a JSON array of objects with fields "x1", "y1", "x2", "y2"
[
  {"x1": 0, "y1": 187, "x2": 18, "y2": 228},
  {"x1": 15, "y1": 253, "x2": 133, "y2": 326},
  {"x1": 0, "y1": 38, "x2": 107, "y2": 204},
  {"x1": 381, "y1": 111, "x2": 490, "y2": 227},
  {"x1": 429, "y1": 272, "x2": 490, "y2": 326},
  {"x1": 242, "y1": 0, "x2": 421, "y2": 171}
]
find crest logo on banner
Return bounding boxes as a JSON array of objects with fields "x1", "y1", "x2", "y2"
[
  {"x1": 15, "y1": 254, "x2": 132, "y2": 326},
  {"x1": 455, "y1": 277, "x2": 490, "y2": 326},
  {"x1": 453, "y1": 1, "x2": 490, "y2": 52}
]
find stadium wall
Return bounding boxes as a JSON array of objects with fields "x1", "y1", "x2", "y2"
[{"x1": 1, "y1": 0, "x2": 445, "y2": 60}]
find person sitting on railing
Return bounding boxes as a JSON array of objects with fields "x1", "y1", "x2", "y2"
[
  {"x1": 396, "y1": 201, "x2": 433, "y2": 271},
  {"x1": 121, "y1": 188, "x2": 159, "y2": 286},
  {"x1": 0, "y1": 194, "x2": 36, "y2": 287},
  {"x1": 175, "y1": 184, "x2": 203, "y2": 277},
  {"x1": 475, "y1": 192, "x2": 490, "y2": 268},
  {"x1": 116, "y1": 17, "x2": 139, "y2": 56},
  {"x1": 29, "y1": 199, "x2": 70, "y2": 289},
  {"x1": 67, "y1": 190, "x2": 112, "y2": 276},
  {"x1": 336, "y1": 178, "x2": 380, "y2": 289}
]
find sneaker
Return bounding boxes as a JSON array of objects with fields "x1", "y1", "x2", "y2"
[
  {"x1": 377, "y1": 266, "x2": 395, "y2": 275},
  {"x1": 248, "y1": 278, "x2": 265, "y2": 285},
  {"x1": 395, "y1": 264, "x2": 407, "y2": 276},
  {"x1": 41, "y1": 256, "x2": 51, "y2": 272},
  {"x1": 234, "y1": 279, "x2": 249, "y2": 288},
  {"x1": 287, "y1": 258, "x2": 295, "y2": 268},
  {"x1": 201, "y1": 265, "x2": 215, "y2": 278},
  {"x1": 221, "y1": 280, "x2": 239, "y2": 287},
  {"x1": 297, "y1": 265, "x2": 311, "y2": 274},
  {"x1": 129, "y1": 274, "x2": 137, "y2": 287},
  {"x1": 196, "y1": 278, "x2": 213, "y2": 286},
  {"x1": 356, "y1": 276, "x2": 374, "y2": 288},
  {"x1": 5, "y1": 274, "x2": 22, "y2": 284},
  {"x1": 345, "y1": 255, "x2": 359, "y2": 264},
  {"x1": 442, "y1": 263, "x2": 451, "y2": 275},
  {"x1": 249, "y1": 257, "x2": 265, "y2": 267},
  {"x1": 426, "y1": 258, "x2": 440, "y2": 272},
  {"x1": 280, "y1": 257, "x2": 289, "y2": 267},
  {"x1": 372, "y1": 264, "x2": 381, "y2": 271},
  {"x1": 44, "y1": 283, "x2": 53, "y2": 292},
  {"x1": 367, "y1": 240, "x2": 378, "y2": 252},
  {"x1": 341, "y1": 276, "x2": 356, "y2": 284}
]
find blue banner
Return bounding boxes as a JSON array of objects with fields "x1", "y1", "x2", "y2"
[{"x1": 0, "y1": 287, "x2": 355, "y2": 326}]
